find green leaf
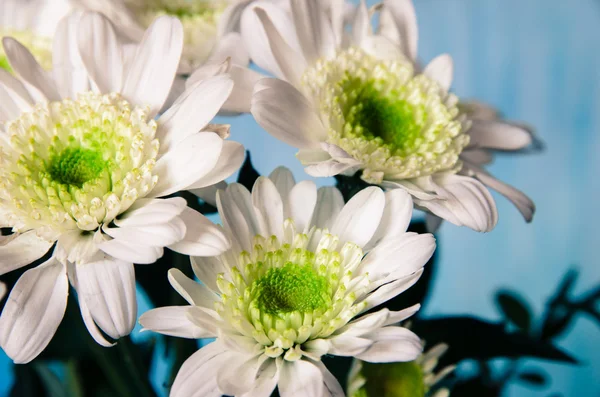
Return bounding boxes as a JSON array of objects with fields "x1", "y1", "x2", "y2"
[
  {"x1": 496, "y1": 290, "x2": 533, "y2": 331},
  {"x1": 33, "y1": 364, "x2": 68, "y2": 397}
]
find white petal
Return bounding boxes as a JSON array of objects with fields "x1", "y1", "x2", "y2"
[
  {"x1": 252, "y1": 78, "x2": 326, "y2": 149},
  {"x1": 327, "y1": 334, "x2": 372, "y2": 356},
  {"x1": 224, "y1": 183, "x2": 263, "y2": 241},
  {"x1": 240, "y1": 358, "x2": 280, "y2": 397},
  {"x1": 417, "y1": 174, "x2": 498, "y2": 232},
  {"x1": 114, "y1": 197, "x2": 186, "y2": 228},
  {"x1": 208, "y1": 32, "x2": 249, "y2": 66},
  {"x1": 150, "y1": 132, "x2": 224, "y2": 198},
  {"x1": 191, "y1": 256, "x2": 229, "y2": 293},
  {"x1": 467, "y1": 121, "x2": 533, "y2": 150},
  {"x1": 313, "y1": 361, "x2": 345, "y2": 397},
  {"x1": 337, "y1": 310, "x2": 390, "y2": 337},
  {"x1": 279, "y1": 359, "x2": 323, "y2": 397},
  {"x1": 104, "y1": 218, "x2": 186, "y2": 247},
  {"x1": 222, "y1": 65, "x2": 265, "y2": 114},
  {"x1": 139, "y1": 306, "x2": 213, "y2": 339},
  {"x1": 190, "y1": 181, "x2": 227, "y2": 207},
  {"x1": 171, "y1": 342, "x2": 232, "y2": 397},
  {"x1": 252, "y1": 176, "x2": 284, "y2": 239},
  {"x1": 2, "y1": 37, "x2": 60, "y2": 101},
  {"x1": 288, "y1": 181, "x2": 317, "y2": 232},
  {"x1": 78, "y1": 12, "x2": 123, "y2": 94},
  {"x1": 0, "y1": 257, "x2": 67, "y2": 363},
  {"x1": 216, "y1": 187, "x2": 253, "y2": 252},
  {"x1": 240, "y1": 1, "x2": 301, "y2": 78},
  {"x1": 290, "y1": 0, "x2": 336, "y2": 63},
  {"x1": 352, "y1": 1, "x2": 371, "y2": 46},
  {"x1": 425, "y1": 213, "x2": 444, "y2": 233},
  {"x1": 157, "y1": 75, "x2": 233, "y2": 156},
  {"x1": 269, "y1": 166, "x2": 296, "y2": 206},
  {"x1": 361, "y1": 270, "x2": 423, "y2": 313},
  {"x1": 383, "y1": 304, "x2": 421, "y2": 326},
  {"x1": 186, "y1": 58, "x2": 230, "y2": 87},
  {"x1": 366, "y1": 189, "x2": 414, "y2": 250},
  {"x1": 0, "y1": 68, "x2": 34, "y2": 111},
  {"x1": 304, "y1": 158, "x2": 361, "y2": 178},
  {"x1": 98, "y1": 238, "x2": 163, "y2": 264},
  {"x1": 186, "y1": 140, "x2": 245, "y2": 190},
  {"x1": 310, "y1": 187, "x2": 345, "y2": 230},
  {"x1": 356, "y1": 327, "x2": 423, "y2": 362},
  {"x1": 53, "y1": 12, "x2": 89, "y2": 98},
  {"x1": 423, "y1": 54, "x2": 453, "y2": 92},
  {"x1": 254, "y1": 7, "x2": 307, "y2": 86},
  {"x1": 474, "y1": 170, "x2": 535, "y2": 222},
  {"x1": 383, "y1": 0, "x2": 418, "y2": 60},
  {"x1": 359, "y1": 232, "x2": 435, "y2": 281},
  {"x1": 75, "y1": 256, "x2": 136, "y2": 339},
  {"x1": 167, "y1": 268, "x2": 219, "y2": 308},
  {"x1": 0, "y1": 232, "x2": 53, "y2": 276},
  {"x1": 121, "y1": 16, "x2": 183, "y2": 117},
  {"x1": 360, "y1": 35, "x2": 405, "y2": 60},
  {"x1": 217, "y1": 354, "x2": 262, "y2": 396},
  {"x1": 331, "y1": 187, "x2": 386, "y2": 248},
  {"x1": 169, "y1": 208, "x2": 230, "y2": 256}
]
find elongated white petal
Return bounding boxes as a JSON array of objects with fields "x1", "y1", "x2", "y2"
[
  {"x1": 423, "y1": 54, "x2": 453, "y2": 92},
  {"x1": 121, "y1": 16, "x2": 183, "y2": 117},
  {"x1": 269, "y1": 166, "x2": 296, "y2": 206},
  {"x1": 425, "y1": 213, "x2": 444, "y2": 233},
  {"x1": 139, "y1": 306, "x2": 213, "y2": 338},
  {"x1": 98, "y1": 238, "x2": 163, "y2": 264},
  {"x1": 417, "y1": 174, "x2": 498, "y2": 232},
  {"x1": 167, "y1": 268, "x2": 219, "y2": 307},
  {"x1": 105, "y1": 218, "x2": 186, "y2": 247},
  {"x1": 217, "y1": 354, "x2": 262, "y2": 395},
  {"x1": 288, "y1": 181, "x2": 317, "y2": 232},
  {"x1": 53, "y1": 12, "x2": 89, "y2": 99},
  {"x1": 366, "y1": 189, "x2": 414, "y2": 249},
  {"x1": 252, "y1": 176, "x2": 284, "y2": 239},
  {"x1": 313, "y1": 361, "x2": 345, "y2": 397},
  {"x1": 327, "y1": 334, "x2": 372, "y2": 356},
  {"x1": 190, "y1": 181, "x2": 226, "y2": 207},
  {"x1": 191, "y1": 256, "x2": 230, "y2": 293},
  {"x1": 151, "y1": 132, "x2": 224, "y2": 198},
  {"x1": 157, "y1": 75, "x2": 233, "y2": 155},
  {"x1": 75, "y1": 256, "x2": 136, "y2": 339},
  {"x1": 240, "y1": 358, "x2": 280, "y2": 397},
  {"x1": 279, "y1": 359, "x2": 323, "y2": 397},
  {"x1": 252, "y1": 78, "x2": 326, "y2": 149},
  {"x1": 383, "y1": 0, "x2": 418, "y2": 60},
  {"x1": 332, "y1": 187, "x2": 386, "y2": 248},
  {"x1": 78, "y1": 12, "x2": 123, "y2": 94},
  {"x1": 474, "y1": 170, "x2": 535, "y2": 222},
  {"x1": 352, "y1": 0, "x2": 371, "y2": 46},
  {"x1": 186, "y1": 58, "x2": 230, "y2": 87},
  {"x1": 216, "y1": 187, "x2": 253, "y2": 252},
  {"x1": 222, "y1": 65, "x2": 265, "y2": 114},
  {"x1": 169, "y1": 208, "x2": 230, "y2": 256},
  {"x1": 3, "y1": 37, "x2": 60, "y2": 101},
  {"x1": 0, "y1": 69, "x2": 34, "y2": 111},
  {"x1": 186, "y1": 141, "x2": 245, "y2": 190},
  {"x1": 290, "y1": 0, "x2": 336, "y2": 63},
  {"x1": 0, "y1": 232, "x2": 53, "y2": 276},
  {"x1": 383, "y1": 304, "x2": 421, "y2": 326},
  {"x1": 361, "y1": 270, "x2": 423, "y2": 313},
  {"x1": 304, "y1": 158, "x2": 362, "y2": 178},
  {"x1": 356, "y1": 327, "x2": 423, "y2": 362},
  {"x1": 467, "y1": 121, "x2": 533, "y2": 150},
  {"x1": 310, "y1": 186, "x2": 345, "y2": 230},
  {"x1": 208, "y1": 32, "x2": 249, "y2": 66},
  {"x1": 171, "y1": 342, "x2": 232, "y2": 397},
  {"x1": 114, "y1": 197, "x2": 187, "y2": 228},
  {"x1": 254, "y1": 7, "x2": 307, "y2": 86},
  {"x1": 0, "y1": 257, "x2": 67, "y2": 363}
]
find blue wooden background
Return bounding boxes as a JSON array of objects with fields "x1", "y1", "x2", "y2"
[{"x1": 1, "y1": 0, "x2": 599, "y2": 395}]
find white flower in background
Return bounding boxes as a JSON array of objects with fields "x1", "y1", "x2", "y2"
[
  {"x1": 0, "y1": 12, "x2": 244, "y2": 363},
  {"x1": 348, "y1": 344, "x2": 455, "y2": 397},
  {"x1": 244, "y1": 0, "x2": 535, "y2": 232},
  {"x1": 0, "y1": 0, "x2": 73, "y2": 71},
  {"x1": 140, "y1": 167, "x2": 435, "y2": 397}
]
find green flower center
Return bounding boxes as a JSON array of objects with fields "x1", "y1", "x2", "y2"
[
  {"x1": 47, "y1": 148, "x2": 105, "y2": 188},
  {"x1": 255, "y1": 263, "x2": 331, "y2": 315},
  {"x1": 301, "y1": 48, "x2": 470, "y2": 184},
  {"x1": 357, "y1": 361, "x2": 426, "y2": 397},
  {"x1": 340, "y1": 75, "x2": 426, "y2": 158}
]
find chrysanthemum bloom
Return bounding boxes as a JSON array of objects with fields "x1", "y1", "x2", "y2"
[
  {"x1": 0, "y1": 0, "x2": 73, "y2": 71},
  {"x1": 140, "y1": 167, "x2": 435, "y2": 396},
  {"x1": 348, "y1": 344, "x2": 455, "y2": 397},
  {"x1": 0, "y1": 12, "x2": 244, "y2": 363},
  {"x1": 244, "y1": 0, "x2": 535, "y2": 232}
]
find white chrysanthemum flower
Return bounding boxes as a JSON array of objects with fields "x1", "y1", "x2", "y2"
[
  {"x1": 0, "y1": 0, "x2": 73, "y2": 71},
  {"x1": 240, "y1": 0, "x2": 535, "y2": 232},
  {"x1": 140, "y1": 166, "x2": 435, "y2": 397},
  {"x1": 348, "y1": 344, "x2": 455, "y2": 397},
  {"x1": 0, "y1": 12, "x2": 244, "y2": 363}
]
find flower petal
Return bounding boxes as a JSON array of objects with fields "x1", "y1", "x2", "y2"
[
  {"x1": 223, "y1": 65, "x2": 265, "y2": 113},
  {"x1": 310, "y1": 187, "x2": 345, "y2": 230},
  {"x1": 75, "y1": 256, "x2": 136, "y2": 340},
  {"x1": 114, "y1": 197, "x2": 187, "y2": 228},
  {"x1": 279, "y1": 359, "x2": 323, "y2": 397},
  {"x1": 366, "y1": 189, "x2": 414, "y2": 250},
  {"x1": 361, "y1": 270, "x2": 423, "y2": 313},
  {"x1": 217, "y1": 354, "x2": 262, "y2": 396},
  {"x1": 121, "y1": 16, "x2": 183, "y2": 118},
  {"x1": 208, "y1": 32, "x2": 249, "y2": 66},
  {"x1": 216, "y1": 187, "x2": 253, "y2": 252},
  {"x1": 290, "y1": 0, "x2": 336, "y2": 63},
  {"x1": 150, "y1": 132, "x2": 224, "y2": 198},
  {"x1": 78, "y1": 12, "x2": 124, "y2": 94},
  {"x1": 467, "y1": 120, "x2": 533, "y2": 150},
  {"x1": 171, "y1": 342, "x2": 231, "y2": 397},
  {"x1": 331, "y1": 187, "x2": 386, "y2": 248},
  {"x1": 104, "y1": 218, "x2": 186, "y2": 247},
  {"x1": 98, "y1": 238, "x2": 163, "y2": 264},
  {"x1": 54, "y1": 11, "x2": 89, "y2": 98},
  {"x1": 352, "y1": 0, "x2": 371, "y2": 46},
  {"x1": 252, "y1": 176, "x2": 284, "y2": 239},
  {"x1": 167, "y1": 268, "x2": 219, "y2": 307},
  {"x1": 252, "y1": 78, "x2": 326, "y2": 149},
  {"x1": 191, "y1": 256, "x2": 230, "y2": 293},
  {"x1": 139, "y1": 306, "x2": 213, "y2": 339},
  {"x1": 356, "y1": 326, "x2": 423, "y2": 362},
  {"x1": 423, "y1": 53, "x2": 453, "y2": 92},
  {"x1": 240, "y1": 358, "x2": 280, "y2": 397},
  {"x1": 168, "y1": 208, "x2": 230, "y2": 256},
  {"x1": 288, "y1": 181, "x2": 317, "y2": 232},
  {"x1": 0, "y1": 232, "x2": 53, "y2": 276},
  {"x1": 269, "y1": 166, "x2": 296, "y2": 206},
  {"x1": 157, "y1": 74, "x2": 233, "y2": 156},
  {"x1": 186, "y1": 140, "x2": 245, "y2": 190},
  {"x1": 0, "y1": 257, "x2": 67, "y2": 363},
  {"x1": 383, "y1": 0, "x2": 418, "y2": 60},
  {"x1": 474, "y1": 169, "x2": 535, "y2": 222},
  {"x1": 313, "y1": 361, "x2": 345, "y2": 397}
]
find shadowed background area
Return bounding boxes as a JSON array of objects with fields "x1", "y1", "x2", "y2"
[{"x1": 1, "y1": 0, "x2": 598, "y2": 396}]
